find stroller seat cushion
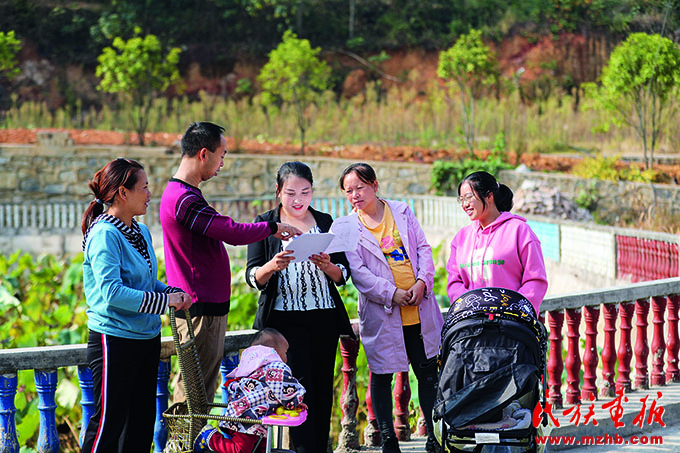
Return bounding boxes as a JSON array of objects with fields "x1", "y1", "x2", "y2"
[{"x1": 460, "y1": 402, "x2": 532, "y2": 432}]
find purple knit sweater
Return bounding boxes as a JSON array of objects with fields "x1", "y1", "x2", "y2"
[{"x1": 160, "y1": 179, "x2": 274, "y2": 316}]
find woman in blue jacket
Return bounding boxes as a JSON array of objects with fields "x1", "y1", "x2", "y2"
[{"x1": 80, "y1": 158, "x2": 191, "y2": 453}]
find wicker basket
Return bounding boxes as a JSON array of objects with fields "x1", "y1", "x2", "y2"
[
  {"x1": 162, "y1": 308, "x2": 263, "y2": 453},
  {"x1": 163, "y1": 401, "x2": 201, "y2": 453}
]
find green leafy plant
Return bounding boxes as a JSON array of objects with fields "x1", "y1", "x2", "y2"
[
  {"x1": 572, "y1": 155, "x2": 656, "y2": 183},
  {"x1": 0, "y1": 252, "x2": 88, "y2": 348},
  {"x1": 583, "y1": 32, "x2": 680, "y2": 169},
  {"x1": 0, "y1": 29, "x2": 21, "y2": 124},
  {"x1": 574, "y1": 181, "x2": 600, "y2": 212},
  {"x1": 235, "y1": 78, "x2": 253, "y2": 97},
  {"x1": 431, "y1": 155, "x2": 513, "y2": 196},
  {"x1": 0, "y1": 30, "x2": 20, "y2": 80},
  {"x1": 226, "y1": 266, "x2": 259, "y2": 330},
  {"x1": 96, "y1": 28, "x2": 182, "y2": 145},
  {"x1": 0, "y1": 252, "x2": 87, "y2": 449},
  {"x1": 258, "y1": 30, "x2": 330, "y2": 155},
  {"x1": 437, "y1": 29, "x2": 499, "y2": 155}
]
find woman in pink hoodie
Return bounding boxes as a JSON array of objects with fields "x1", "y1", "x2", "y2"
[{"x1": 446, "y1": 171, "x2": 548, "y2": 315}]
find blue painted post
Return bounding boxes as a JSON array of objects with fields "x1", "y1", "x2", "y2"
[
  {"x1": 153, "y1": 360, "x2": 171, "y2": 453},
  {"x1": 220, "y1": 351, "x2": 240, "y2": 406},
  {"x1": 77, "y1": 365, "x2": 95, "y2": 447},
  {"x1": 0, "y1": 373, "x2": 19, "y2": 453},
  {"x1": 35, "y1": 369, "x2": 59, "y2": 453}
]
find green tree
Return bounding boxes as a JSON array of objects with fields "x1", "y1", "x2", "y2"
[
  {"x1": 584, "y1": 32, "x2": 680, "y2": 169},
  {"x1": 0, "y1": 30, "x2": 20, "y2": 79},
  {"x1": 95, "y1": 30, "x2": 182, "y2": 145},
  {"x1": 258, "y1": 30, "x2": 330, "y2": 154},
  {"x1": 437, "y1": 29, "x2": 499, "y2": 155},
  {"x1": 0, "y1": 30, "x2": 21, "y2": 124}
]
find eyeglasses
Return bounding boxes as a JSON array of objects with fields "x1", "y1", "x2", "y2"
[{"x1": 457, "y1": 193, "x2": 477, "y2": 205}]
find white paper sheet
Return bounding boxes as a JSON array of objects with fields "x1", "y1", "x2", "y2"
[
  {"x1": 327, "y1": 220, "x2": 359, "y2": 254},
  {"x1": 283, "y1": 233, "x2": 336, "y2": 263},
  {"x1": 283, "y1": 226, "x2": 358, "y2": 263}
]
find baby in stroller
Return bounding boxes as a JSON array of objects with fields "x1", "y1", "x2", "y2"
[{"x1": 433, "y1": 287, "x2": 547, "y2": 453}]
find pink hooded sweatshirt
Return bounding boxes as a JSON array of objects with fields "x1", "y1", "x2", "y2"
[{"x1": 446, "y1": 211, "x2": 548, "y2": 314}]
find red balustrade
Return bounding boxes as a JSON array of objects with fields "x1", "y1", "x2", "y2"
[
  {"x1": 649, "y1": 240, "x2": 658, "y2": 280},
  {"x1": 631, "y1": 237, "x2": 640, "y2": 282},
  {"x1": 667, "y1": 295, "x2": 680, "y2": 382},
  {"x1": 334, "y1": 286, "x2": 680, "y2": 446},
  {"x1": 660, "y1": 242, "x2": 670, "y2": 280},
  {"x1": 364, "y1": 373, "x2": 380, "y2": 446},
  {"x1": 393, "y1": 372, "x2": 411, "y2": 441},
  {"x1": 641, "y1": 238, "x2": 649, "y2": 281},
  {"x1": 645, "y1": 239, "x2": 654, "y2": 280},
  {"x1": 616, "y1": 236, "x2": 679, "y2": 282},
  {"x1": 615, "y1": 235, "x2": 625, "y2": 279},
  {"x1": 600, "y1": 303, "x2": 618, "y2": 397},
  {"x1": 565, "y1": 308, "x2": 582, "y2": 405},
  {"x1": 338, "y1": 331, "x2": 361, "y2": 450},
  {"x1": 647, "y1": 239, "x2": 655, "y2": 280},
  {"x1": 616, "y1": 235, "x2": 630, "y2": 281},
  {"x1": 582, "y1": 306, "x2": 599, "y2": 401},
  {"x1": 616, "y1": 302, "x2": 634, "y2": 393},
  {"x1": 651, "y1": 296, "x2": 667, "y2": 386},
  {"x1": 634, "y1": 298, "x2": 650, "y2": 389},
  {"x1": 547, "y1": 310, "x2": 565, "y2": 408}
]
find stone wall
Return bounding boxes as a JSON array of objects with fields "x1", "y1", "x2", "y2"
[
  {"x1": 0, "y1": 142, "x2": 432, "y2": 202},
  {"x1": 7, "y1": 139, "x2": 679, "y2": 219}
]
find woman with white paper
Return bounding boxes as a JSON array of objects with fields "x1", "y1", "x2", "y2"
[
  {"x1": 332, "y1": 162, "x2": 444, "y2": 453},
  {"x1": 245, "y1": 161, "x2": 355, "y2": 453}
]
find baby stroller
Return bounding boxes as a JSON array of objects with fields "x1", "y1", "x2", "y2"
[{"x1": 433, "y1": 287, "x2": 547, "y2": 452}]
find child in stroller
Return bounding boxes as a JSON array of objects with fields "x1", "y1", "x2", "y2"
[{"x1": 433, "y1": 287, "x2": 547, "y2": 453}]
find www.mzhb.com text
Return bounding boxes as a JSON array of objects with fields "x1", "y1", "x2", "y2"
[{"x1": 535, "y1": 433, "x2": 663, "y2": 446}]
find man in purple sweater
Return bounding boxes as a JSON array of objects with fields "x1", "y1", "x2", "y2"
[{"x1": 161, "y1": 121, "x2": 301, "y2": 403}]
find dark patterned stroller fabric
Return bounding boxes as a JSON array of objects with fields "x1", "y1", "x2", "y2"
[{"x1": 434, "y1": 287, "x2": 547, "y2": 432}]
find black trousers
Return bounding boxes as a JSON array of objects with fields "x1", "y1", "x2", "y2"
[
  {"x1": 268, "y1": 308, "x2": 340, "y2": 453},
  {"x1": 370, "y1": 324, "x2": 438, "y2": 439},
  {"x1": 81, "y1": 330, "x2": 160, "y2": 453}
]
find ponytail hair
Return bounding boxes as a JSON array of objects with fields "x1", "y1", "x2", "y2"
[
  {"x1": 458, "y1": 171, "x2": 513, "y2": 212},
  {"x1": 81, "y1": 158, "x2": 144, "y2": 234}
]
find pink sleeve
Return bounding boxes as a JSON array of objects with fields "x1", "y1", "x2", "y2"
[
  {"x1": 446, "y1": 236, "x2": 468, "y2": 305},
  {"x1": 174, "y1": 191, "x2": 272, "y2": 245},
  {"x1": 517, "y1": 234, "x2": 548, "y2": 314}
]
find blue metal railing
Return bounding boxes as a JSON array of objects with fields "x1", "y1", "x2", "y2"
[{"x1": 0, "y1": 334, "x2": 249, "y2": 453}]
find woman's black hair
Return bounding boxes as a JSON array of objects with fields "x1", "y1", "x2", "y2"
[
  {"x1": 339, "y1": 162, "x2": 378, "y2": 190},
  {"x1": 275, "y1": 161, "x2": 313, "y2": 195},
  {"x1": 81, "y1": 158, "x2": 144, "y2": 234},
  {"x1": 458, "y1": 171, "x2": 513, "y2": 212}
]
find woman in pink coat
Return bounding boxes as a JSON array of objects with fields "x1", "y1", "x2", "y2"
[
  {"x1": 332, "y1": 163, "x2": 444, "y2": 453},
  {"x1": 446, "y1": 170, "x2": 548, "y2": 316}
]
